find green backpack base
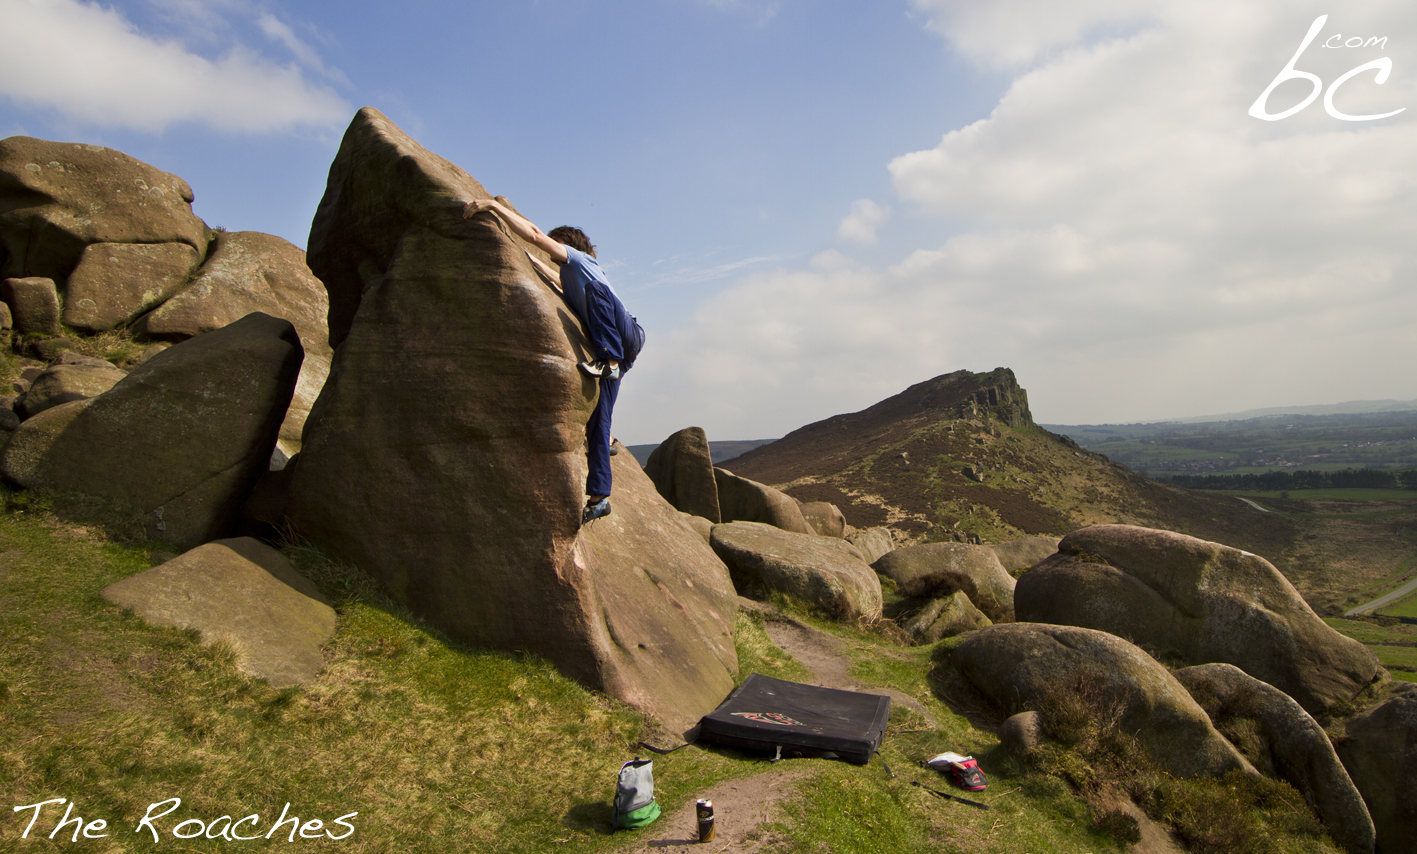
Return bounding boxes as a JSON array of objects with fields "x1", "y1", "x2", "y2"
[{"x1": 612, "y1": 758, "x2": 661, "y2": 831}]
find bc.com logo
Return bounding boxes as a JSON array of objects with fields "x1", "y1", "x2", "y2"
[{"x1": 1250, "y1": 15, "x2": 1405, "y2": 121}]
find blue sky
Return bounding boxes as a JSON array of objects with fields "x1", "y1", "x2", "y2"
[{"x1": 4, "y1": 0, "x2": 1417, "y2": 444}]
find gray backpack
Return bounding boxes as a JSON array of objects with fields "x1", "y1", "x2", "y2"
[{"x1": 612, "y1": 758, "x2": 661, "y2": 830}]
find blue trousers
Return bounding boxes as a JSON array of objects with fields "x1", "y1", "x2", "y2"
[{"x1": 585, "y1": 375, "x2": 619, "y2": 498}]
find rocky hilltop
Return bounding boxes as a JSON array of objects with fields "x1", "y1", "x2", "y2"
[{"x1": 720, "y1": 368, "x2": 1298, "y2": 558}]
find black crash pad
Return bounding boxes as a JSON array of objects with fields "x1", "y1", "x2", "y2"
[{"x1": 696, "y1": 674, "x2": 891, "y2": 765}]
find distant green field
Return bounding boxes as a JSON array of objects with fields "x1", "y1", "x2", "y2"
[
  {"x1": 1378, "y1": 594, "x2": 1417, "y2": 619},
  {"x1": 1325, "y1": 617, "x2": 1417, "y2": 681},
  {"x1": 1375, "y1": 645, "x2": 1417, "y2": 673},
  {"x1": 1239, "y1": 489, "x2": 1417, "y2": 501}
]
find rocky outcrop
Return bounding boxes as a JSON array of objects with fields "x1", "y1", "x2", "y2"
[
  {"x1": 131, "y1": 231, "x2": 333, "y2": 458},
  {"x1": 1015, "y1": 525, "x2": 1382, "y2": 716},
  {"x1": 1176, "y1": 663, "x2": 1374, "y2": 854},
  {"x1": 714, "y1": 467, "x2": 813, "y2": 534},
  {"x1": 903, "y1": 591, "x2": 991, "y2": 644},
  {"x1": 847, "y1": 527, "x2": 894, "y2": 564},
  {"x1": 63, "y1": 241, "x2": 201, "y2": 332},
  {"x1": 0, "y1": 277, "x2": 61, "y2": 334},
  {"x1": 0, "y1": 312, "x2": 302, "y2": 550},
  {"x1": 644, "y1": 426, "x2": 721, "y2": 522},
  {"x1": 0, "y1": 136, "x2": 208, "y2": 283},
  {"x1": 710, "y1": 521, "x2": 882, "y2": 621},
  {"x1": 800, "y1": 501, "x2": 846, "y2": 538},
  {"x1": 987, "y1": 536, "x2": 1060, "y2": 575},
  {"x1": 1335, "y1": 688, "x2": 1417, "y2": 854},
  {"x1": 102, "y1": 537, "x2": 335, "y2": 688},
  {"x1": 943, "y1": 623, "x2": 1255, "y2": 779},
  {"x1": 287, "y1": 108, "x2": 738, "y2": 731},
  {"x1": 14, "y1": 353, "x2": 127, "y2": 418},
  {"x1": 873, "y1": 542, "x2": 1016, "y2": 623}
]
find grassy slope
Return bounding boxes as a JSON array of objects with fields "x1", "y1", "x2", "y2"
[{"x1": 1, "y1": 508, "x2": 1138, "y2": 854}]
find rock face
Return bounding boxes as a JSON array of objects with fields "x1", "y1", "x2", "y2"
[
  {"x1": 903, "y1": 592, "x2": 992, "y2": 644},
  {"x1": 873, "y1": 542, "x2": 1017, "y2": 623},
  {"x1": 1015, "y1": 525, "x2": 1382, "y2": 716},
  {"x1": 101, "y1": 538, "x2": 335, "y2": 688},
  {"x1": 132, "y1": 231, "x2": 333, "y2": 458},
  {"x1": 287, "y1": 108, "x2": 738, "y2": 731},
  {"x1": 0, "y1": 312, "x2": 302, "y2": 550},
  {"x1": 0, "y1": 136, "x2": 208, "y2": 282},
  {"x1": 1175, "y1": 663, "x2": 1374, "y2": 854},
  {"x1": 987, "y1": 536, "x2": 1061, "y2": 574},
  {"x1": 714, "y1": 467, "x2": 813, "y2": 534},
  {"x1": 63, "y1": 241, "x2": 201, "y2": 332},
  {"x1": 1335, "y1": 690, "x2": 1417, "y2": 854},
  {"x1": 643, "y1": 426, "x2": 721, "y2": 522},
  {"x1": 945, "y1": 623, "x2": 1254, "y2": 779},
  {"x1": 710, "y1": 521, "x2": 882, "y2": 621}
]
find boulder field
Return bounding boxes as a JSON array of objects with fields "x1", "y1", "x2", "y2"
[{"x1": 1015, "y1": 524, "x2": 1382, "y2": 717}]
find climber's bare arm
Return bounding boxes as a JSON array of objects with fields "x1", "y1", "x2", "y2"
[
  {"x1": 525, "y1": 250, "x2": 564, "y2": 294},
  {"x1": 462, "y1": 198, "x2": 568, "y2": 264}
]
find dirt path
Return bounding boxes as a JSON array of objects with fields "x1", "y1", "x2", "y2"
[{"x1": 626, "y1": 766, "x2": 813, "y2": 853}]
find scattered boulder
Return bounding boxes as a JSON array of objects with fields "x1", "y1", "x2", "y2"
[
  {"x1": 643, "y1": 426, "x2": 721, "y2": 522},
  {"x1": 62, "y1": 241, "x2": 201, "y2": 332},
  {"x1": 800, "y1": 501, "x2": 846, "y2": 538},
  {"x1": 987, "y1": 536, "x2": 1060, "y2": 575},
  {"x1": 0, "y1": 300, "x2": 9, "y2": 348},
  {"x1": 287, "y1": 108, "x2": 738, "y2": 731},
  {"x1": 15, "y1": 352, "x2": 127, "y2": 419},
  {"x1": 1335, "y1": 690, "x2": 1417, "y2": 854},
  {"x1": 0, "y1": 136, "x2": 208, "y2": 282},
  {"x1": 1000, "y1": 710, "x2": 1044, "y2": 761},
  {"x1": 0, "y1": 312, "x2": 302, "y2": 550},
  {"x1": 0, "y1": 277, "x2": 61, "y2": 334},
  {"x1": 872, "y1": 542, "x2": 1016, "y2": 622},
  {"x1": 101, "y1": 537, "x2": 334, "y2": 688},
  {"x1": 847, "y1": 526, "x2": 895, "y2": 564},
  {"x1": 714, "y1": 467, "x2": 814, "y2": 534},
  {"x1": 710, "y1": 520, "x2": 882, "y2": 621},
  {"x1": 1015, "y1": 525, "x2": 1382, "y2": 716},
  {"x1": 943, "y1": 623, "x2": 1255, "y2": 779},
  {"x1": 903, "y1": 591, "x2": 991, "y2": 644},
  {"x1": 131, "y1": 230, "x2": 333, "y2": 458},
  {"x1": 1176, "y1": 663, "x2": 1374, "y2": 854}
]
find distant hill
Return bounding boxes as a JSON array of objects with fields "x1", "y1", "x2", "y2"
[
  {"x1": 715, "y1": 368, "x2": 1295, "y2": 558},
  {"x1": 626, "y1": 438, "x2": 774, "y2": 467}
]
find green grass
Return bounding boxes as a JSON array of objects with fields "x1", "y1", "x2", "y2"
[
  {"x1": 1377, "y1": 593, "x2": 1417, "y2": 619},
  {"x1": 1238, "y1": 489, "x2": 1417, "y2": 501}
]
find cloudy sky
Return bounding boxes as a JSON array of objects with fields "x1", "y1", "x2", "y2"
[{"x1": 3, "y1": 0, "x2": 1415, "y2": 443}]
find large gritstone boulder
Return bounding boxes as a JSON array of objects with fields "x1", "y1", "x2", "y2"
[
  {"x1": 1335, "y1": 689, "x2": 1417, "y2": 854},
  {"x1": 987, "y1": 536, "x2": 1061, "y2": 575},
  {"x1": 1176, "y1": 663, "x2": 1374, "y2": 854},
  {"x1": 943, "y1": 623, "x2": 1255, "y2": 779},
  {"x1": 873, "y1": 542, "x2": 1016, "y2": 623},
  {"x1": 709, "y1": 521, "x2": 882, "y2": 621},
  {"x1": 101, "y1": 538, "x2": 336, "y2": 688},
  {"x1": 0, "y1": 312, "x2": 301, "y2": 550},
  {"x1": 644, "y1": 426, "x2": 721, "y2": 522},
  {"x1": 131, "y1": 231, "x2": 333, "y2": 460},
  {"x1": 903, "y1": 592, "x2": 992, "y2": 644},
  {"x1": 0, "y1": 136, "x2": 208, "y2": 282},
  {"x1": 1014, "y1": 525, "x2": 1382, "y2": 716},
  {"x1": 714, "y1": 467, "x2": 813, "y2": 534},
  {"x1": 62, "y1": 241, "x2": 201, "y2": 332},
  {"x1": 286, "y1": 107, "x2": 738, "y2": 732}
]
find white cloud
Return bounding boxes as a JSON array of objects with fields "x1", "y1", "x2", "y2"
[
  {"x1": 835, "y1": 199, "x2": 891, "y2": 245},
  {"x1": 0, "y1": 0, "x2": 350, "y2": 133},
  {"x1": 619, "y1": 0, "x2": 1417, "y2": 440}
]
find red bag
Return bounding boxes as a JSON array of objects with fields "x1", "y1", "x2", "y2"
[{"x1": 925, "y1": 752, "x2": 988, "y2": 792}]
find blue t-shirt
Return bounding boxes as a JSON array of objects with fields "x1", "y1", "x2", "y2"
[{"x1": 560, "y1": 246, "x2": 643, "y2": 367}]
